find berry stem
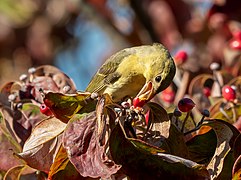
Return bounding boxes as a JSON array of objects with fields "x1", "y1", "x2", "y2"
[
  {"x1": 213, "y1": 70, "x2": 223, "y2": 96},
  {"x1": 231, "y1": 102, "x2": 237, "y2": 123},
  {"x1": 183, "y1": 110, "x2": 209, "y2": 136},
  {"x1": 219, "y1": 103, "x2": 231, "y2": 121},
  {"x1": 174, "y1": 71, "x2": 190, "y2": 104},
  {"x1": 181, "y1": 111, "x2": 191, "y2": 133}
]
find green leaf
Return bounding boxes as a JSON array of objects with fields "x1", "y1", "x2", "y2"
[
  {"x1": 109, "y1": 120, "x2": 209, "y2": 179},
  {"x1": 44, "y1": 92, "x2": 95, "y2": 123}
]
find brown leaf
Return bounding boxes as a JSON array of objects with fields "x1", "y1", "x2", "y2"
[
  {"x1": 63, "y1": 112, "x2": 121, "y2": 178},
  {"x1": 0, "y1": 130, "x2": 23, "y2": 171},
  {"x1": 0, "y1": 109, "x2": 23, "y2": 171},
  {"x1": 33, "y1": 65, "x2": 76, "y2": 93},
  {"x1": 17, "y1": 117, "x2": 66, "y2": 172}
]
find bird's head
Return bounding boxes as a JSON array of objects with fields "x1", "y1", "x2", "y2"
[{"x1": 136, "y1": 44, "x2": 176, "y2": 102}]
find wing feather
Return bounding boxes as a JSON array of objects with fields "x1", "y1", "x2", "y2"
[{"x1": 85, "y1": 49, "x2": 131, "y2": 93}]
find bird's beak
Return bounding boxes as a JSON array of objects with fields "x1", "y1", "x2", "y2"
[{"x1": 136, "y1": 81, "x2": 155, "y2": 101}]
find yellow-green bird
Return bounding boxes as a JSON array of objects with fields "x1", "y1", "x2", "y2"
[{"x1": 85, "y1": 43, "x2": 176, "y2": 102}]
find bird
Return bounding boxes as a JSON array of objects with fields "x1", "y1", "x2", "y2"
[{"x1": 85, "y1": 43, "x2": 176, "y2": 103}]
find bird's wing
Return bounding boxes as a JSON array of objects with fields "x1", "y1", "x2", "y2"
[{"x1": 85, "y1": 49, "x2": 131, "y2": 93}]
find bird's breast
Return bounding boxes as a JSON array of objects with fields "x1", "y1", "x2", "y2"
[{"x1": 103, "y1": 73, "x2": 146, "y2": 102}]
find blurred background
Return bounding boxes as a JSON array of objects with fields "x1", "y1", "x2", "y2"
[{"x1": 0, "y1": 0, "x2": 241, "y2": 91}]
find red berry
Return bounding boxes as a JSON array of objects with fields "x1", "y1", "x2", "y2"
[
  {"x1": 145, "y1": 110, "x2": 150, "y2": 125},
  {"x1": 133, "y1": 97, "x2": 146, "y2": 108},
  {"x1": 174, "y1": 51, "x2": 188, "y2": 64},
  {"x1": 222, "y1": 85, "x2": 236, "y2": 101},
  {"x1": 233, "y1": 31, "x2": 241, "y2": 40},
  {"x1": 161, "y1": 88, "x2": 175, "y2": 103},
  {"x1": 229, "y1": 39, "x2": 241, "y2": 50},
  {"x1": 178, "y1": 98, "x2": 195, "y2": 112},
  {"x1": 40, "y1": 104, "x2": 52, "y2": 116},
  {"x1": 203, "y1": 87, "x2": 211, "y2": 97}
]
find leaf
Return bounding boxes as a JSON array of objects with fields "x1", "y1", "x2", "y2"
[
  {"x1": 0, "y1": 82, "x2": 15, "y2": 106},
  {"x1": 3, "y1": 165, "x2": 25, "y2": 180},
  {"x1": 233, "y1": 168, "x2": 241, "y2": 180},
  {"x1": 210, "y1": 103, "x2": 241, "y2": 123},
  {"x1": 48, "y1": 145, "x2": 83, "y2": 180},
  {"x1": 48, "y1": 145, "x2": 69, "y2": 177},
  {"x1": 147, "y1": 102, "x2": 171, "y2": 138},
  {"x1": 63, "y1": 112, "x2": 121, "y2": 178},
  {"x1": 33, "y1": 65, "x2": 76, "y2": 93},
  {"x1": 0, "y1": 110, "x2": 23, "y2": 171},
  {"x1": 44, "y1": 92, "x2": 94, "y2": 123},
  {"x1": 49, "y1": 161, "x2": 84, "y2": 180},
  {"x1": 15, "y1": 103, "x2": 47, "y2": 144},
  {"x1": 232, "y1": 134, "x2": 241, "y2": 177},
  {"x1": 109, "y1": 120, "x2": 209, "y2": 179},
  {"x1": 188, "y1": 74, "x2": 213, "y2": 109},
  {"x1": 233, "y1": 155, "x2": 241, "y2": 179},
  {"x1": 202, "y1": 120, "x2": 240, "y2": 179},
  {"x1": 17, "y1": 117, "x2": 66, "y2": 172},
  {"x1": 146, "y1": 102, "x2": 189, "y2": 158},
  {"x1": 186, "y1": 129, "x2": 217, "y2": 164}
]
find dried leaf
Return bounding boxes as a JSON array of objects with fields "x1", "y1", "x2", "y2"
[
  {"x1": 63, "y1": 112, "x2": 121, "y2": 178},
  {"x1": 109, "y1": 120, "x2": 209, "y2": 179},
  {"x1": 17, "y1": 117, "x2": 66, "y2": 172}
]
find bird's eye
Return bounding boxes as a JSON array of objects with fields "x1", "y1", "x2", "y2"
[{"x1": 155, "y1": 75, "x2": 162, "y2": 83}]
